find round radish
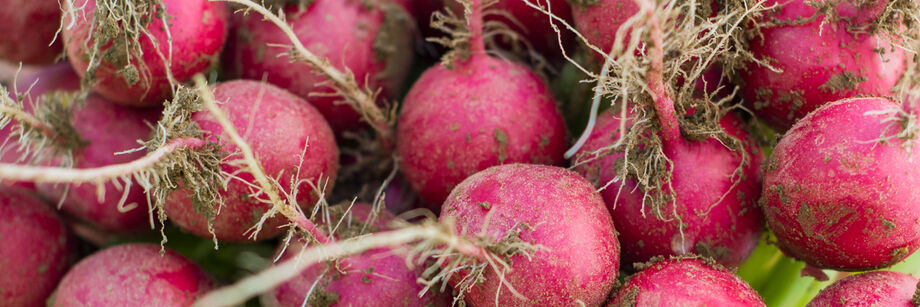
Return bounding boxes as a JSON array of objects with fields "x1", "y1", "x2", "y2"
[
  {"x1": 0, "y1": 187, "x2": 75, "y2": 307},
  {"x1": 225, "y1": 0, "x2": 413, "y2": 132},
  {"x1": 397, "y1": 0, "x2": 566, "y2": 206},
  {"x1": 164, "y1": 80, "x2": 339, "y2": 242},
  {"x1": 763, "y1": 97, "x2": 920, "y2": 270},
  {"x1": 808, "y1": 271, "x2": 918, "y2": 306},
  {"x1": 740, "y1": 0, "x2": 907, "y2": 130},
  {"x1": 16, "y1": 65, "x2": 158, "y2": 234},
  {"x1": 440, "y1": 163, "x2": 619, "y2": 306},
  {"x1": 266, "y1": 203, "x2": 435, "y2": 306},
  {"x1": 50, "y1": 243, "x2": 215, "y2": 306},
  {"x1": 0, "y1": 0, "x2": 62, "y2": 64},
  {"x1": 608, "y1": 257, "x2": 765, "y2": 306},
  {"x1": 62, "y1": 0, "x2": 228, "y2": 106},
  {"x1": 573, "y1": 110, "x2": 763, "y2": 268},
  {"x1": 569, "y1": 0, "x2": 639, "y2": 54}
]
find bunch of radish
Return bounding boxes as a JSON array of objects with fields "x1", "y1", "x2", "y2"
[{"x1": 0, "y1": 0, "x2": 918, "y2": 306}]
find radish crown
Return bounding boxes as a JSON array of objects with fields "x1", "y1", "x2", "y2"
[
  {"x1": 558, "y1": 0, "x2": 765, "y2": 220},
  {"x1": 429, "y1": 0, "x2": 492, "y2": 67},
  {"x1": 61, "y1": 0, "x2": 176, "y2": 96},
  {"x1": 0, "y1": 85, "x2": 85, "y2": 166}
]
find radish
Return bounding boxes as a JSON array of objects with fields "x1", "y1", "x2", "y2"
[
  {"x1": 762, "y1": 97, "x2": 920, "y2": 270},
  {"x1": 50, "y1": 243, "x2": 215, "y2": 306},
  {"x1": 397, "y1": 0, "x2": 567, "y2": 206},
  {"x1": 62, "y1": 0, "x2": 228, "y2": 106},
  {"x1": 608, "y1": 257, "x2": 765, "y2": 306},
  {"x1": 573, "y1": 109, "x2": 763, "y2": 268},
  {"x1": 740, "y1": 0, "x2": 911, "y2": 131},
  {"x1": 266, "y1": 203, "x2": 437, "y2": 306},
  {"x1": 225, "y1": 0, "x2": 413, "y2": 132},
  {"x1": 569, "y1": 0, "x2": 763, "y2": 268},
  {"x1": 807, "y1": 271, "x2": 919, "y2": 306},
  {"x1": 13, "y1": 65, "x2": 158, "y2": 234},
  {"x1": 568, "y1": 0, "x2": 639, "y2": 54},
  {"x1": 0, "y1": 187, "x2": 75, "y2": 307},
  {"x1": 0, "y1": 0, "x2": 62, "y2": 64},
  {"x1": 164, "y1": 79, "x2": 339, "y2": 242},
  {"x1": 440, "y1": 163, "x2": 619, "y2": 306}
]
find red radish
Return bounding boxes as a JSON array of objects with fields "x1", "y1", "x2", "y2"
[
  {"x1": 569, "y1": 0, "x2": 639, "y2": 54},
  {"x1": 225, "y1": 0, "x2": 413, "y2": 132},
  {"x1": 50, "y1": 243, "x2": 215, "y2": 306},
  {"x1": 0, "y1": 0, "x2": 62, "y2": 64},
  {"x1": 440, "y1": 164, "x2": 620, "y2": 306},
  {"x1": 740, "y1": 0, "x2": 907, "y2": 131},
  {"x1": 808, "y1": 271, "x2": 918, "y2": 306},
  {"x1": 164, "y1": 80, "x2": 339, "y2": 242},
  {"x1": 607, "y1": 257, "x2": 765, "y2": 306},
  {"x1": 571, "y1": 1, "x2": 763, "y2": 268},
  {"x1": 573, "y1": 110, "x2": 763, "y2": 268},
  {"x1": 14, "y1": 65, "x2": 158, "y2": 234},
  {"x1": 0, "y1": 187, "x2": 75, "y2": 307},
  {"x1": 763, "y1": 97, "x2": 920, "y2": 270},
  {"x1": 397, "y1": 0, "x2": 567, "y2": 206},
  {"x1": 266, "y1": 203, "x2": 436, "y2": 307},
  {"x1": 62, "y1": 0, "x2": 227, "y2": 106}
]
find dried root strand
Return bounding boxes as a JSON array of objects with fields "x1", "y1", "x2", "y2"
[
  {"x1": 428, "y1": 0, "x2": 497, "y2": 68},
  {"x1": 551, "y1": 0, "x2": 765, "y2": 222},
  {"x1": 65, "y1": 0, "x2": 176, "y2": 95},
  {"x1": 194, "y1": 219, "x2": 501, "y2": 307},
  {"x1": 863, "y1": 106, "x2": 920, "y2": 154},
  {"x1": 219, "y1": 0, "x2": 395, "y2": 147},
  {"x1": 0, "y1": 84, "x2": 85, "y2": 166},
  {"x1": 191, "y1": 74, "x2": 331, "y2": 245},
  {"x1": 413, "y1": 222, "x2": 541, "y2": 305}
]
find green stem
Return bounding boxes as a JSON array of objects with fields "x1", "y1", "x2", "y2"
[
  {"x1": 738, "y1": 240, "x2": 785, "y2": 290},
  {"x1": 890, "y1": 249, "x2": 920, "y2": 275}
]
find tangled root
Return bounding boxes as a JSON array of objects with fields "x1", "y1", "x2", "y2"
[
  {"x1": 539, "y1": 0, "x2": 767, "y2": 221},
  {"x1": 63, "y1": 0, "x2": 175, "y2": 95},
  {"x1": 0, "y1": 83, "x2": 85, "y2": 166}
]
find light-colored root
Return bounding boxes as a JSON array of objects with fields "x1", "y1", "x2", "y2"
[
  {"x1": 62, "y1": 0, "x2": 176, "y2": 97},
  {"x1": 194, "y1": 220, "x2": 491, "y2": 307},
  {"x1": 191, "y1": 74, "x2": 330, "y2": 244},
  {"x1": 0, "y1": 82, "x2": 84, "y2": 166},
  {"x1": 863, "y1": 106, "x2": 920, "y2": 155},
  {"x1": 218, "y1": 0, "x2": 395, "y2": 146},
  {"x1": 531, "y1": 0, "x2": 765, "y2": 228}
]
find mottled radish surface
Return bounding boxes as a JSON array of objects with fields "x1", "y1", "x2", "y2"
[
  {"x1": 225, "y1": 0, "x2": 413, "y2": 132},
  {"x1": 808, "y1": 271, "x2": 918, "y2": 307},
  {"x1": 569, "y1": 0, "x2": 639, "y2": 55},
  {"x1": 51, "y1": 244, "x2": 215, "y2": 306},
  {"x1": 763, "y1": 97, "x2": 920, "y2": 270},
  {"x1": 397, "y1": 55, "x2": 567, "y2": 205},
  {"x1": 165, "y1": 80, "x2": 339, "y2": 242},
  {"x1": 574, "y1": 110, "x2": 763, "y2": 268},
  {"x1": 267, "y1": 203, "x2": 434, "y2": 307},
  {"x1": 608, "y1": 257, "x2": 765, "y2": 306},
  {"x1": 17, "y1": 65, "x2": 158, "y2": 233},
  {"x1": 0, "y1": 0, "x2": 62, "y2": 64},
  {"x1": 0, "y1": 188, "x2": 75, "y2": 307},
  {"x1": 440, "y1": 164, "x2": 619, "y2": 306},
  {"x1": 62, "y1": 0, "x2": 227, "y2": 106},
  {"x1": 741, "y1": 0, "x2": 906, "y2": 130}
]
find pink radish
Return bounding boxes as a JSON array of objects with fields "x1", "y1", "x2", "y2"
[
  {"x1": 397, "y1": 0, "x2": 567, "y2": 206},
  {"x1": 762, "y1": 97, "x2": 920, "y2": 270},
  {"x1": 440, "y1": 163, "x2": 620, "y2": 306}
]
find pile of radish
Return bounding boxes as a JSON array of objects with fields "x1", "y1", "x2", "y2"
[{"x1": 0, "y1": 0, "x2": 917, "y2": 306}]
